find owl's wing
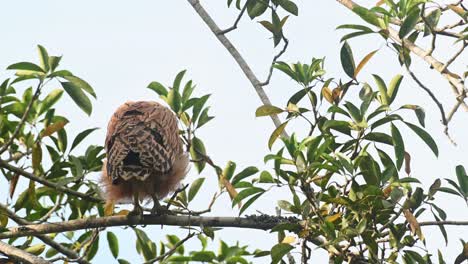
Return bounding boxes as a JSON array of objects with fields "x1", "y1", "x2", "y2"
[{"x1": 105, "y1": 101, "x2": 182, "y2": 182}]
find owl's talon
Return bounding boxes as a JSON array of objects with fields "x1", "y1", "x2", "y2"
[
  {"x1": 129, "y1": 205, "x2": 144, "y2": 217},
  {"x1": 151, "y1": 205, "x2": 174, "y2": 216}
]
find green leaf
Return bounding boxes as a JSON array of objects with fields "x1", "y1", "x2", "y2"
[
  {"x1": 61, "y1": 82, "x2": 92, "y2": 115},
  {"x1": 400, "y1": 104, "x2": 425, "y2": 127},
  {"x1": 399, "y1": 7, "x2": 421, "y2": 39},
  {"x1": 231, "y1": 166, "x2": 259, "y2": 185},
  {"x1": 63, "y1": 75, "x2": 96, "y2": 98},
  {"x1": 403, "y1": 122, "x2": 438, "y2": 156},
  {"x1": 271, "y1": 243, "x2": 294, "y2": 264},
  {"x1": 391, "y1": 123, "x2": 405, "y2": 170},
  {"x1": 340, "y1": 42, "x2": 355, "y2": 79},
  {"x1": 70, "y1": 128, "x2": 99, "y2": 152},
  {"x1": 268, "y1": 121, "x2": 288, "y2": 149},
  {"x1": 85, "y1": 235, "x2": 99, "y2": 261},
  {"x1": 37, "y1": 45, "x2": 50, "y2": 72},
  {"x1": 352, "y1": 6, "x2": 385, "y2": 27},
  {"x1": 107, "y1": 232, "x2": 119, "y2": 258},
  {"x1": 373, "y1": 74, "x2": 389, "y2": 105},
  {"x1": 387, "y1": 74, "x2": 403, "y2": 104},
  {"x1": 118, "y1": 259, "x2": 131, "y2": 264},
  {"x1": 255, "y1": 105, "x2": 284, "y2": 117},
  {"x1": 232, "y1": 187, "x2": 264, "y2": 207},
  {"x1": 190, "y1": 137, "x2": 207, "y2": 173},
  {"x1": 48, "y1": 56, "x2": 62, "y2": 72},
  {"x1": 173, "y1": 70, "x2": 186, "y2": 92},
  {"x1": 239, "y1": 192, "x2": 263, "y2": 215},
  {"x1": 279, "y1": 0, "x2": 298, "y2": 15},
  {"x1": 147, "y1": 81, "x2": 168, "y2": 96},
  {"x1": 344, "y1": 101, "x2": 362, "y2": 122},
  {"x1": 7, "y1": 62, "x2": 45, "y2": 73},
  {"x1": 188, "y1": 178, "x2": 205, "y2": 202},
  {"x1": 167, "y1": 89, "x2": 182, "y2": 113},
  {"x1": 363, "y1": 132, "x2": 393, "y2": 145},
  {"x1": 455, "y1": 165, "x2": 468, "y2": 196},
  {"x1": 247, "y1": 0, "x2": 268, "y2": 19},
  {"x1": 38, "y1": 89, "x2": 63, "y2": 115}
]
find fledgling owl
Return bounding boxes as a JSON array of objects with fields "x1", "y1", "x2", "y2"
[{"x1": 101, "y1": 101, "x2": 189, "y2": 215}]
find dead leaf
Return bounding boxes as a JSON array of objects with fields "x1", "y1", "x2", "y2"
[
  {"x1": 322, "y1": 86, "x2": 333, "y2": 104},
  {"x1": 404, "y1": 152, "x2": 411, "y2": 175},
  {"x1": 403, "y1": 209, "x2": 424, "y2": 241},
  {"x1": 9, "y1": 173, "x2": 19, "y2": 198},
  {"x1": 41, "y1": 120, "x2": 68, "y2": 138}
]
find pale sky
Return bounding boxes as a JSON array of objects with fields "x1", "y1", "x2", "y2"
[{"x1": 1, "y1": 0, "x2": 467, "y2": 263}]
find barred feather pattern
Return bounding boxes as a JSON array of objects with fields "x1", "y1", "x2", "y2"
[{"x1": 101, "y1": 101, "x2": 189, "y2": 202}]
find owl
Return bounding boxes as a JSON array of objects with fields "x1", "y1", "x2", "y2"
[{"x1": 101, "y1": 101, "x2": 189, "y2": 215}]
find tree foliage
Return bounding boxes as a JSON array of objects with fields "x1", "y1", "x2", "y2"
[{"x1": 1, "y1": 0, "x2": 468, "y2": 263}]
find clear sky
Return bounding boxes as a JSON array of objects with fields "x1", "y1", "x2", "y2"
[{"x1": 1, "y1": 0, "x2": 467, "y2": 263}]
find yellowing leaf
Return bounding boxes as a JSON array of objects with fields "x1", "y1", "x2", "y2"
[
  {"x1": 322, "y1": 86, "x2": 333, "y2": 103},
  {"x1": 383, "y1": 185, "x2": 392, "y2": 198},
  {"x1": 41, "y1": 120, "x2": 68, "y2": 138},
  {"x1": 104, "y1": 200, "x2": 115, "y2": 216},
  {"x1": 404, "y1": 152, "x2": 411, "y2": 175},
  {"x1": 221, "y1": 177, "x2": 239, "y2": 207},
  {"x1": 325, "y1": 213, "x2": 342, "y2": 222},
  {"x1": 403, "y1": 209, "x2": 424, "y2": 241},
  {"x1": 115, "y1": 209, "x2": 130, "y2": 216},
  {"x1": 332, "y1": 87, "x2": 342, "y2": 102},
  {"x1": 354, "y1": 49, "x2": 378, "y2": 78},
  {"x1": 376, "y1": 0, "x2": 385, "y2": 6},
  {"x1": 281, "y1": 235, "x2": 296, "y2": 244},
  {"x1": 0, "y1": 208, "x2": 8, "y2": 228},
  {"x1": 32, "y1": 143, "x2": 42, "y2": 172},
  {"x1": 9, "y1": 173, "x2": 19, "y2": 199}
]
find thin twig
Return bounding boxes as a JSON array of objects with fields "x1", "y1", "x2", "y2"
[
  {"x1": 186, "y1": 0, "x2": 288, "y2": 137},
  {"x1": 143, "y1": 232, "x2": 196, "y2": 263},
  {"x1": 404, "y1": 64, "x2": 458, "y2": 144},
  {"x1": 441, "y1": 41, "x2": 467, "y2": 72},
  {"x1": 261, "y1": 35, "x2": 290, "y2": 86},
  {"x1": 0, "y1": 240, "x2": 51, "y2": 264},
  {"x1": 0, "y1": 203, "x2": 89, "y2": 264},
  {"x1": 217, "y1": 0, "x2": 251, "y2": 35},
  {"x1": 0, "y1": 81, "x2": 43, "y2": 155},
  {"x1": 0, "y1": 159, "x2": 102, "y2": 203}
]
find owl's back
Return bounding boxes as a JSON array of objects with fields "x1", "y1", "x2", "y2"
[{"x1": 105, "y1": 101, "x2": 184, "y2": 186}]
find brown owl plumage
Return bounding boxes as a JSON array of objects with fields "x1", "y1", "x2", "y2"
[{"x1": 101, "y1": 101, "x2": 189, "y2": 215}]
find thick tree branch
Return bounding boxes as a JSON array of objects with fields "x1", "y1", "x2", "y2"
[
  {"x1": 0, "y1": 214, "x2": 298, "y2": 239},
  {"x1": 186, "y1": 0, "x2": 287, "y2": 136},
  {"x1": 0, "y1": 240, "x2": 51, "y2": 264},
  {"x1": 0, "y1": 213, "x2": 466, "y2": 240},
  {"x1": 0, "y1": 203, "x2": 89, "y2": 264},
  {"x1": 0, "y1": 160, "x2": 102, "y2": 203}
]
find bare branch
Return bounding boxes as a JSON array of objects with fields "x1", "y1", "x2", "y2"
[
  {"x1": 217, "y1": 0, "x2": 251, "y2": 35},
  {"x1": 0, "y1": 214, "x2": 299, "y2": 239},
  {"x1": 0, "y1": 159, "x2": 102, "y2": 203},
  {"x1": 186, "y1": 0, "x2": 287, "y2": 136},
  {"x1": 404, "y1": 65, "x2": 458, "y2": 144},
  {"x1": 260, "y1": 35, "x2": 290, "y2": 86},
  {"x1": 441, "y1": 41, "x2": 467, "y2": 72},
  {"x1": 0, "y1": 203, "x2": 89, "y2": 264},
  {"x1": 0, "y1": 240, "x2": 51, "y2": 264}
]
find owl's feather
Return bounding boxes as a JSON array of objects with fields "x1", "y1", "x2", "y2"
[{"x1": 101, "y1": 101, "x2": 189, "y2": 203}]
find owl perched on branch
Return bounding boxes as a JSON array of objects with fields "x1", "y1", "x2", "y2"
[{"x1": 101, "y1": 101, "x2": 189, "y2": 215}]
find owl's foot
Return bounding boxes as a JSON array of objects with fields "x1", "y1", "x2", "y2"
[
  {"x1": 129, "y1": 204, "x2": 144, "y2": 216},
  {"x1": 150, "y1": 204, "x2": 174, "y2": 215}
]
